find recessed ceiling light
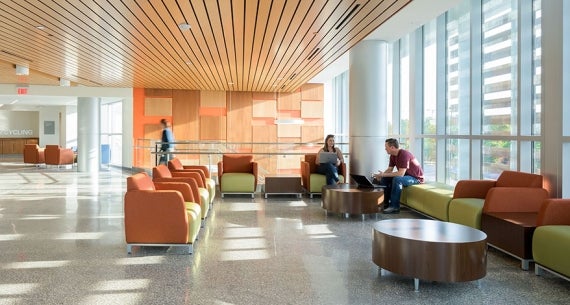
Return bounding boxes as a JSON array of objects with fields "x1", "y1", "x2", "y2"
[
  {"x1": 36, "y1": 25, "x2": 46, "y2": 30},
  {"x1": 228, "y1": 82, "x2": 234, "y2": 85},
  {"x1": 178, "y1": 23, "x2": 191, "y2": 31}
]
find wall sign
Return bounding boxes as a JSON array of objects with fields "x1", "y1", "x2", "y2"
[{"x1": 44, "y1": 120, "x2": 55, "y2": 135}]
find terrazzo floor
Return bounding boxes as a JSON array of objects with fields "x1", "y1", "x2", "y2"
[{"x1": 0, "y1": 160, "x2": 568, "y2": 305}]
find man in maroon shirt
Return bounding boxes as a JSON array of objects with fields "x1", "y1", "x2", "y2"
[{"x1": 373, "y1": 138, "x2": 424, "y2": 214}]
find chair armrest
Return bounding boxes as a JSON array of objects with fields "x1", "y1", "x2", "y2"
[
  {"x1": 482, "y1": 187, "x2": 549, "y2": 213},
  {"x1": 339, "y1": 163, "x2": 347, "y2": 178},
  {"x1": 301, "y1": 161, "x2": 310, "y2": 188},
  {"x1": 124, "y1": 190, "x2": 190, "y2": 243},
  {"x1": 217, "y1": 161, "x2": 223, "y2": 184},
  {"x1": 153, "y1": 177, "x2": 201, "y2": 204},
  {"x1": 183, "y1": 165, "x2": 210, "y2": 178},
  {"x1": 537, "y1": 199, "x2": 570, "y2": 225},
  {"x1": 252, "y1": 161, "x2": 258, "y2": 188},
  {"x1": 171, "y1": 171, "x2": 206, "y2": 188},
  {"x1": 453, "y1": 180, "x2": 496, "y2": 198},
  {"x1": 154, "y1": 182, "x2": 195, "y2": 202}
]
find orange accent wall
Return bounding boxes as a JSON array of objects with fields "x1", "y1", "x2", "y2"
[{"x1": 133, "y1": 85, "x2": 324, "y2": 170}]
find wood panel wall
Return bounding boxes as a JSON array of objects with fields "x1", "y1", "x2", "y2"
[{"x1": 133, "y1": 84, "x2": 324, "y2": 173}]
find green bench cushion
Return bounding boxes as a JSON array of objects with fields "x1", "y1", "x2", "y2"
[
  {"x1": 533, "y1": 226, "x2": 570, "y2": 278},
  {"x1": 221, "y1": 173, "x2": 255, "y2": 193},
  {"x1": 401, "y1": 182, "x2": 454, "y2": 221},
  {"x1": 448, "y1": 198, "x2": 485, "y2": 229}
]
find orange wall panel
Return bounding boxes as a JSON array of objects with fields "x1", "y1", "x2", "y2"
[
  {"x1": 301, "y1": 83, "x2": 324, "y2": 100},
  {"x1": 227, "y1": 91, "x2": 252, "y2": 143}
]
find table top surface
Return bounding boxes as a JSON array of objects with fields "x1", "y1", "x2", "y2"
[{"x1": 373, "y1": 219, "x2": 487, "y2": 243}]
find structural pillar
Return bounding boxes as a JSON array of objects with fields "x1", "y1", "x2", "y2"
[
  {"x1": 77, "y1": 97, "x2": 100, "y2": 172},
  {"x1": 349, "y1": 40, "x2": 388, "y2": 176}
]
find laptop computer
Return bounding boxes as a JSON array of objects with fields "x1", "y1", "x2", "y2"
[
  {"x1": 350, "y1": 174, "x2": 387, "y2": 189},
  {"x1": 318, "y1": 152, "x2": 338, "y2": 164}
]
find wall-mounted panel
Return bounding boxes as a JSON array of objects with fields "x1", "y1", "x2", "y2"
[
  {"x1": 253, "y1": 92, "x2": 277, "y2": 100},
  {"x1": 201, "y1": 91, "x2": 226, "y2": 107},
  {"x1": 278, "y1": 90, "x2": 301, "y2": 110},
  {"x1": 253, "y1": 99, "x2": 277, "y2": 118},
  {"x1": 227, "y1": 92, "x2": 253, "y2": 142},
  {"x1": 278, "y1": 124, "x2": 301, "y2": 138},
  {"x1": 301, "y1": 83, "x2": 324, "y2": 100},
  {"x1": 302, "y1": 125, "x2": 324, "y2": 143},
  {"x1": 144, "y1": 97, "x2": 172, "y2": 116},
  {"x1": 172, "y1": 90, "x2": 200, "y2": 141},
  {"x1": 200, "y1": 116, "x2": 226, "y2": 140},
  {"x1": 301, "y1": 101, "x2": 323, "y2": 119}
]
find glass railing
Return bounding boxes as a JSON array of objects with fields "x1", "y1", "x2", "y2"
[{"x1": 133, "y1": 139, "x2": 349, "y2": 182}]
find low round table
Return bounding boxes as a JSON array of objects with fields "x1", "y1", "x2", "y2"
[
  {"x1": 372, "y1": 219, "x2": 487, "y2": 291},
  {"x1": 321, "y1": 184, "x2": 384, "y2": 219}
]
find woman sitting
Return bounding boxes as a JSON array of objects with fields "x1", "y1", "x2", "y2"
[{"x1": 315, "y1": 134, "x2": 344, "y2": 185}]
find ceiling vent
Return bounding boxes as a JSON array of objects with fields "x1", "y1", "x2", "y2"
[{"x1": 335, "y1": 4, "x2": 360, "y2": 30}]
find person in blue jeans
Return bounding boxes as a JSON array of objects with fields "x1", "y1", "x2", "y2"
[
  {"x1": 316, "y1": 134, "x2": 344, "y2": 185},
  {"x1": 373, "y1": 138, "x2": 424, "y2": 214}
]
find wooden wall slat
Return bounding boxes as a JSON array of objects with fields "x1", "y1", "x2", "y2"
[
  {"x1": 172, "y1": 90, "x2": 200, "y2": 141},
  {"x1": 226, "y1": 91, "x2": 253, "y2": 142}
]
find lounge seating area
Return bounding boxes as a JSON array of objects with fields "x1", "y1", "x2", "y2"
[
  {"x1": 122, "y1": 159, "x2": 570, "y2": 284},
  {"x1": 398, "y1": 170, "x2": 570, "y2": 278}
]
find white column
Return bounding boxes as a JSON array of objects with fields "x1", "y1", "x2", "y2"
[
  {"x1": 77, "y1": 97, "x2": 100, "y2": 172},
  {"x1": 541, "y1": 0, "x2": 564, "y2": 197},
  {"x1": 349, "y1": 40, "x2": 388, "y2": 175}
]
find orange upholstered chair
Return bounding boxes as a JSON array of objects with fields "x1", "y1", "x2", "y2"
[
  {"x1": 217, "y1": 154, "x2": 258, "y2": 198},
  {"x1": 44, "y1": 145, "x2": 74, "y2": 167},
  {"x1": 124, "y1": 172, "x2": 201, "y2": 254},
  {"x1": 168, "y1": 157, "x2": 216, "y2": 204},
  {"x1": 300, "y1": 154, "x2": 346, "y2": 198},
  {"x1": 152, "y1": 164, "x2": 210, "y2": 220},
  {"x1": 450, "y1": 170, "x2": 549, "y2": 270},
  {"x1": 23, "y1": 144, "x2": 45, "y2": 165}
]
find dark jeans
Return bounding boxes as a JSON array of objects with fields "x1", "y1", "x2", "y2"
[
  {"x1": 316, "y1": 163, "x2": 340, "y2": 185},
  {"x1": 379, "y1": 175, "x2": 421, "y2": 209}
]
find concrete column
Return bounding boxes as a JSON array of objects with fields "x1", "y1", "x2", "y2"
[
  {"x1": 349, "y1": 40, "x2": 388, "y2": 176},
  {"x1": 77, "y1": 97, "x2": 100, "y2": 172}
]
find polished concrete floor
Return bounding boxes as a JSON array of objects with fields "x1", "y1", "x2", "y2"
[{"x1": 0, "y1": 159, "x2": 569, "y2": 305}]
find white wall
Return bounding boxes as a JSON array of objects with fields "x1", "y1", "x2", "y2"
[{"x1": 39, "y1": 106, "x2": 67, "y2": 147}]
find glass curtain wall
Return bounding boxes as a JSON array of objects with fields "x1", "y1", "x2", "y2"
[
  {"x1": 334, "y1": 0, "x2": 544, "y2": 186},
  {"x1": 101, "y1": 101, "x2": 123, "y2": 167}
]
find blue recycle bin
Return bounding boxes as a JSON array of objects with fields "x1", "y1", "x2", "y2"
[{"x1": 101, "y1": 144, "x2": 111, "y2": 165}]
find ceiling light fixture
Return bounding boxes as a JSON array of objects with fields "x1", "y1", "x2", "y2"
[
  {"x1": 36, "y1": 25, "x2": 46, "y2": 30},
  {"x1": 178, "y1": 22, "x2": 191, "y2": 31}
]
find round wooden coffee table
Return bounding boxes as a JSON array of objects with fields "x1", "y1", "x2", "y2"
[
  {"x1": 321, "y1": 184, "x2": 384, "y2": 219},
  {"x1": 372, "y1": 219, "x2": 487, "y2": 291}
]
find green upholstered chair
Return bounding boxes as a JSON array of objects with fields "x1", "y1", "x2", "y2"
[
  {"x1": 300, "y1": 154, "x2": 346, "y2": 198},
  {"x1": 533, "y1": 199, "x2": 570, "y2": 279},
  {"x1": 217, "y1": 154, "x2": 258, "y2": 198}
]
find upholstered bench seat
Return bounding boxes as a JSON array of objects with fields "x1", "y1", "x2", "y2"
[
  {"x1": 448, "y1": 198, "x2": 485, "y2": 229},
  {"x1": 400, "y1": 182, "x2": 454, "y2": 221},
  {"x1": 533, "y1": 226, "x2": 570, "y2": 278}
]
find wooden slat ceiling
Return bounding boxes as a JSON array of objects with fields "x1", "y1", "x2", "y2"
[{"x1": 0, "y1": 0, "x2": 411, "y2": 93}]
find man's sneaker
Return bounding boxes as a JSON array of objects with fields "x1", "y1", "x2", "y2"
[{"x1": 383, "y1": 207, "x2": 400, "y2": 214}]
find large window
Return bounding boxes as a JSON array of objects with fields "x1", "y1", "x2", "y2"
[{"x1": 101, "y1": 101, "x2": 123, "y2": 166}]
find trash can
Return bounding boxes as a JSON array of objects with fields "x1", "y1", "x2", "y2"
[{"x1": 101, "y1": 144, "x2": 110, "y2": 165}]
